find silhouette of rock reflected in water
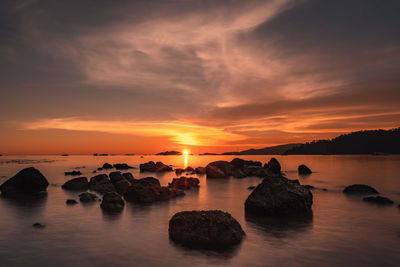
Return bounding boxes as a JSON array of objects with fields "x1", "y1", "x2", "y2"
[
  {"x1": 245, "y1": 211, "x2": 313, "y2": 239},
  {"x1": 0, "y1": 193, "x2": 48, "y2": 217}
]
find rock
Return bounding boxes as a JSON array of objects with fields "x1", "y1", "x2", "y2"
[
  {"x1": 109, "y1": 172, "x2": 125, "y2": 183},
  {"x1": 64, "y1": 170, "x2": 82, "y2": 176},
  {"x1": 89, "y1": 174, "x2": 116, "y2": 194},
  {"x1": 185, "y1": 166, "x2": 194, "y2": 172},
  {"x1": 194, "y1": 167, "x2": 206, "y2": 174},
  {"x1": 122, "y1": 172, "x2": 135, "y2": 184},
  {"x1": 298, "y1": 164, "x2": 312, "y2": 174},
  {"x1": 101, "y1": 192, "x2": 125, "y2": 212},
  {"x1": 0, "y1": 167, "x2": 49, "y2": 195},
  {"x1": 66, "y1": 199, "x2": 78, "y2": 205},
  {"x1": 363, "y1": 196, "x2": 394, "y2": 205},
  {"x1": 102, "y1": 163, "x2": 113, "y2": 169},
  {"x1": 113, "y1": 163, "x2": 134, "y2": 170},
  {"x1": 79, "y1": 192, "x2": 98, "y2": 202},
  {"x1": 265, "y1": 158, "x2": 281, "y2": 174},
  {"x1": 175, "y1": 168, "x2": 185, "y2": 175},
  {"x1": 243, "y1": 165, "x2": 267, "y2": 177},
  {"x1": 140, "y1": 161, "x2": 173, "y2": 172},
  {"x1": 32, "y1": 222, "x2": 45, "y2": 228},
  {"x1": 62, "y1": 177, "x2": 89, "y2": 190},
  {"x1": 245, "y1": 176, "x2": 313, "y2": 216},
  {"x1": 304, "y1": 185, "x2": 315, "y2": 190},
  {"x1": 114, "y1": 179, "x2": 131, "y2": 195},
  {"x1": 168, "y1": 177, "x2": 200, "y2": 190},
  {"x1": 124, "y1": 177, "x2": 181, "y2": 203},
  {"x1": 230, "y1": 158, "x2": 262, "y2": 169},
  {"x1": 343, "y1": 184, "x2": 379, "y2": 195},
  {"x1": 206, "y1": 161, "x2": 232, "y2": 178},
  {"x1": 248, "y1": 186, "x2": 256, "y2": 190},
  {"x1": 97, "y1": 168, "x2": 103, "y2": 171},
  {"x1": 169, "y1": 210, "x2": 245, "y2": 249},
  {"x1": 232, "y1": 169, "x2": 246, "y2": 178}
]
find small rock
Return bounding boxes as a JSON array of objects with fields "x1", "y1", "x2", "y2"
[
  {"x1": 64, "y1": 170, "x2": 82, "y2": 176},
  {"x1": 122, "y1": 172, "x2": 135, "y2": 184},
  {"x1": 140, "y1": 161, "x2": 172, "y2": 172},
  {"x1": 113, "y1": 163, "x2": 134, "y2": 170},
  {"x1": 101, "y1": 192, "x2": 125, "y2": 212},
  {"x1": 304, "y1": 185, "x2": 315, "y2": 190},
  {"x1": 102, "y1": 163, "x2": 113, "y2": 169},
  {"x1": 206, "y1": 161, "x2": 232, "y2": 178},
  {"x1": 343, "y1": 184, "x2": 379, "y2": 195},
  {"x1": 363, "y1": 196, "x2": 394, "y2": 205},
  {"x1": 168, "y1": 177, "x2": 200, "y2": 190},
  {"x1": 32, "y1": 222, "x2": 45, "y2": 228},
  {"x1": 79, "y1": 192, "x2": 98, "y2": 202},
  {"x1": 66, "y1": 199, "x2": 78, "y2": 205},
  {"x1": 248, "y1": 186, "x2": 256, "y2": 190},
  {"x1": 298, "y1": 164, "x2": 312, "y2": 174}
]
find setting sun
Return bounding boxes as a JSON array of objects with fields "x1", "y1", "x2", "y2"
[{"x1": 183, "y1": 150, "x2": 190, "y2": 155}]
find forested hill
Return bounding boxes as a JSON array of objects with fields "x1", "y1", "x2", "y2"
[{"x1": 284, "y1": 128, "x2": 400, "y2": 155}]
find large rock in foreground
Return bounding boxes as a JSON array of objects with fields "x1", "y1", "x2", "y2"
[
  {"x1": 245, "y1": 176, "x2": 313, "y2": 216},
  {"x1": 89, "y1": 174, "x2": 116, "y2": 194},
  {"x1": 168, "y1": 177, "x2": 200, "y2": 190},
  {"x1": 343, "y1": 184, "x2": 378, "y2": 195},
  {"x1": 62, "y1": 177, "x2": 89, "y2": 190},
  {"x1": 264, "y1": 158, "x2": 281, "y2": 174},
  {"x1": 0, "y1": 167, "x2": 49, "y2": 195},
  {"x1": 140, "y1": 161, "x2": 173, "y2": 172},
  {"x1": 101, "y1": 192, "x2": 125, "y2": 212},
  {"x1": 169, "y1": 210, "x2": 245, "y2": 249}
]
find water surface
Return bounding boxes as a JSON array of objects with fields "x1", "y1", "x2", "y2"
[{"x1": 0, "y1": 155, "x2": 399, "y2": 267}]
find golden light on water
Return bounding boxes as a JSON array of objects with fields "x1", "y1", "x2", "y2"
[{"x1": 183, "y1": 149, "x2": 190, "y2": 169}]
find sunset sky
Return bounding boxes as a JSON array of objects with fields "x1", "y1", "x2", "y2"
[{"x1": 1, "y1": 0, "x2": 399, "y2": 154}]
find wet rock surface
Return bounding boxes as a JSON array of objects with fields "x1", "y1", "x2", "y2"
[
  {"x1": 245, "y1": 176, "x2": 313, "y2": 217},
  {"x1": 62, "y1": 177, "x2": 89, "y2": 190},
  {"x1": 140, "y1": 161, "x2": 173, "y2": 172},
  {"x1": 169, "y1": 210, "x2": 245, "y2": 249},
  {"x1": 343, "y1": 184, "x2": 379, "y2": 195},
  {"x1": 363, "y1": 196, "x2": 394, "y2": 205},
  {"x1": 89, "y1": 174, "x2": 116, "y2": 194},
  {"x1": 79, "y1": 192, "x2": 98, "y2": 202},
  {"x1": 168, "y1": 177, "x2": 200, "y2": 190},
  {"x1": 101, "y1": 192, "x2": 125, "y2": 212},
  {"x1": 298, "y1": 164, "x2": 312, "y2": 174}
]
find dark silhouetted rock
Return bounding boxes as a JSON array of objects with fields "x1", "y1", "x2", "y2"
[
  {"x1": 113, "y1": 163, "x2": 134, "y2": 170},
  {"x1": 230, "y1": 158, "x2": 262, "y2": 169},
  {"x1": 140, "y1": 161, "x2": 173, "y2": 172},
  {"x1": 265, "y1": 158, "x2": 281, "y2": 174},
  {"x1": 66, "y1": 199, "x2": 78, "y2": 205},
  {"x1": 89, "y1": 174, "x2": 116, "y2": 194},
  {"x1": 109, "y1": 172, "x2": 124, "y2": 183},
  {"x1": 122, "y1": 172, "x2": 135, "y2": 184},
  {"x1": 64, "y1": 170, "x2": 82, "y2": 176},
  {"x1": 101, "y1": 192, "x2": 125, "y2": 212},
  {"x1": 62, "y1": 177, "x2": 89, "y2": 190},
  {"x1": 194, "y1": 167, "x2": 206, "y2": 174},
  {"x1": 114, "y1": 179, "x2": 131, "y2": 195},
  {"x1": 185, "y1": 166, "x2": 194, "y2": 172},
  {"x1": 102, "y1": 163, "x2": 113, "y2": 169},
  {"x1": 124, "y1": 177, "x2": 182, "y2": 203},
  {"x1": 232, "y1": 168, "x2": 246, "y2": 178},
  {"x1": 156, "y1": 150, "x2": 181, "y2": 155},
  {"x1": 304, "y1": 185, "x2": 315, "y2": 190},
  {"x1": 363, "y1": 196, "x2": 394, "y2": 205},
  {"x1": 79, "y1": 192, "x2": 98, "y2": 202},
  {"x1": 242, "y1": 165, "x2": 267, "y2": 177},
  {"x1": 343, "y1": 184, "x2": 379, "y2": 195},
  {"x1": 245, "y1": 176, "x2": 313, "y2": 216},
  {"x1": 298, "y1": 164, "x2": 312, "y2": 174},
  {"x1": 168, "y1": 177, "x2": 200, "y2": 190},
  {"x1": 32, "y1": 222, "x2": 45, "y2": 228},
  {"x1": 169, "y1": 210, "x2": 245, "y2": 249},
  {"x1": 206, "y1": 161, "x2": 232, "y2": 178},
  {"x1": 175, "y1": 168, "x2": 185, "y2": 175},
  {"x1": 248, "y1": 186, "x2": 256, "y2": 190},
  {"x1": 0, "y1": 167, "x2": 49, "y2": 195}
]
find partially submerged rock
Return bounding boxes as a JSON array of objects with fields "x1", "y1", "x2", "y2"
[
  {"x1": 0, "y1": 167, "x2": 49, "y2": 195},
  {"x1": 32, "y1": 222, "x2": 45, "y2": 228},
  {"x1": 62, "y1": 177, "x2": 89, "y2": 190},
  {"x1": 363, "y1": 196, "x2": 394, "y2": 205},
  {"x1": 206, "y1": 161, "x2": 232, "y2": 178},
  {"x1": 245, "y1": 176, "x2": 313, "y2": 216},
  {"x1": 66, "y1": 199, "x2": 78, "y2": 205},
  {"x1": 248, "y1": 186, "x2": 256, "y2": 190},
  {"x1": 122, "y1": 172, "x2": 135, "y2": 184},
  {"x1": 101, "y1": 192, "x2": 125, "y2": 212},
  {"x1": 79, "y1": 192, "x2": 98, "y2": 202},
  {"x1": 343, "y1": 184, "x2": 379, "y2": 195},
  {"x1": 298, "y1": 164, "x2": 312, "y2": 175},
  {"x1": 102, "y1": 163, "x2": 113, "y2": 169},
  {"x1": 113, "y1": 163, "x2": 134, "y2": 170},
  {"x1": 169, "y1": 210, "x2": 245, "y2": 249},
  {"x1": 264, "y1": 158, "x2": 281, "y2": 174},
  {"x1": 168, "y1": 177, "x2": 200, "y2": 190},
  {"x1": 64, "y1": 170, "x2": 82, "y2": 176},
  {"x1": 194, "y1": 167, "x2": 206, "y2": 174},
  {"x1": 140, "y1": 161, "x2": 173, "y2": 172},
  {"x1": 89, "y1": 174, "x2": 116, "y2": 194},
  {"x1": 124, "y1": 177, "x2": 183, "y2": 204}
]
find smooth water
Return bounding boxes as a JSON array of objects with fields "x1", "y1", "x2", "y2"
[{"x1": 0, "y1": 155, "x2": 399, "y2": 267}]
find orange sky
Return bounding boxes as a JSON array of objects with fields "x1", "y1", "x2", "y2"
[{"x1": 0, "y1": 0, "x2": 399, "y2": 154}]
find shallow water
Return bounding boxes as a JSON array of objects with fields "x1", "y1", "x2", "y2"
[{"x1": 0, "y1": 155, "x2": 399, "y2": 267}]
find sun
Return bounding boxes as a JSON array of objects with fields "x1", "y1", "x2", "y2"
[{"x1": 183, "y1": 149, "x2": 190, "y2": 155}]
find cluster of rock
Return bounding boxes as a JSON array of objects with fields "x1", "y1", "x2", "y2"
[
  {"x1": 140, "y1": 161, "x2": 173, "y2": 172},
  {"x1": 343, "y1": 184, "x2": 394, "y2": 205},
  {"x1": 99, "y1": 163, "x2": 134, "y2": 171},
  {"x1": 175, "y1": 166, "x2": 206, "y2": 175},
  {"x1": 64, "y1": 170, "x2": 82, "y2": 176}
]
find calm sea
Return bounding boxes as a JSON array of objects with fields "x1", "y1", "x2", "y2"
[{"x1": 0, "y1": 155, "x2": 399, "y2": 267}]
